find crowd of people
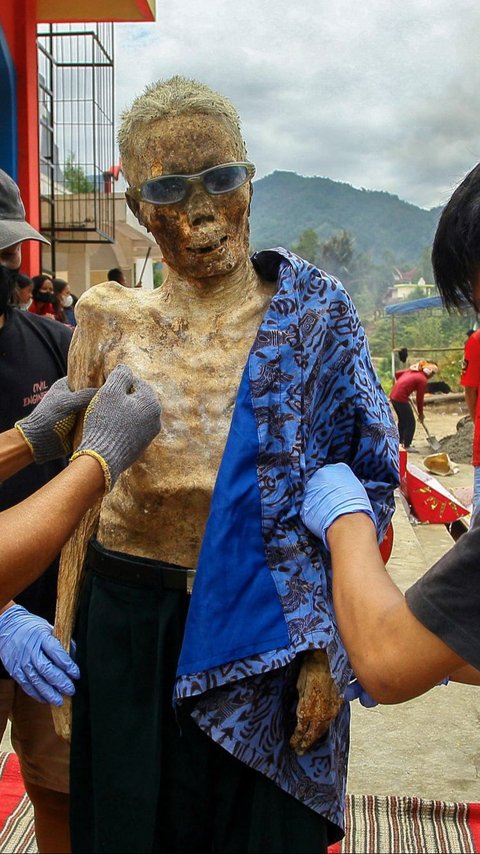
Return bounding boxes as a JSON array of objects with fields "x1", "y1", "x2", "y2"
[
  {"x1": 0, "y1": 74, "x2": 479, "y2": 854},
  {"x1": 8, "y1": 270, "x2": 78, "y2": 328}
]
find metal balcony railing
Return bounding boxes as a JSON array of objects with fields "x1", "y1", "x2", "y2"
[{"x1": 37, "y1": 22, "x2": 115, "y2": 274}]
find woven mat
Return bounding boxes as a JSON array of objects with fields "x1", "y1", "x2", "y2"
[
  {"x1": 0, "y1": 753, "x2": 35, "y2": 853},
  {"x1": 329, "y1": 794, "x2": 480, "y2": 853},
  {"x1": 0, "y1": 751, "x2": 478, "y2": 854}
]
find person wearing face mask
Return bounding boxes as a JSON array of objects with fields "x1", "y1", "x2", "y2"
[
  {"x1": 14, "y1": 272, "x2": 34, "y2": 310},
  {"x1": 53, "y1": 278, "x2": 76, "y2": 327},
  {"x1": 0, "y1": 169, "x2": 75, "y2": 853},
  {"x1": 29, "y1": 274, "x2": 57, "y2": 320}
]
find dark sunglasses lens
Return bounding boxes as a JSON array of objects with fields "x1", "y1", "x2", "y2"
[
  {"x1": 204, "y1": 164, "x2": 249, "y2": 194},
  {"x1": 141, "y1": 176, "x2": 186, "y2": 204}
]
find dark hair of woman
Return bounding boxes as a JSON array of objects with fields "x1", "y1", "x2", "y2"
[{"x1": 431, "y1": 162, "x2": 480, "y2": 311}]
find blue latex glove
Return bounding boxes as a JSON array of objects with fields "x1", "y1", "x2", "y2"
[
  {"x1": 301, "y1": 462, "x2": 377, "y2": 548},
  {"x1": 344, "y1": 678, "x2": 378, "y2": 708},
  {"x1": 0, "y1": 605, "x2": 80, "y2": 705}
]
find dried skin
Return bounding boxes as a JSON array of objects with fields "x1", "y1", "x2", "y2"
[
  {"x1": 290, "y1": 649, "x2": 343, "y2": 756},
  {"x1": 51, "y1": 499, "x2": 101, "y2": 741},
  {"x1": 127, "y1": 114, "x2": 251, "y2": 285},
  {"x1": 52, "y1": 273, "x2": 274, "y2": 739},
  {"x1": 52, "y1": 110, "x2": 271, "y2": 739}
]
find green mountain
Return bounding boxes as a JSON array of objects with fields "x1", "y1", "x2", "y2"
[{"x1": 249, "y1": 171, "x2": 442, "y2": 264}]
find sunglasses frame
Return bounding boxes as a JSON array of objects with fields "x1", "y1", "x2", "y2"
[{"x1": 126, "y1": 161, "x2": 256, "y2": 206}]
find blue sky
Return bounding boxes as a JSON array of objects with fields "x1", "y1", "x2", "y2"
[{"x1": 114, "y1": 0, "x2": 480, "y2": 210}]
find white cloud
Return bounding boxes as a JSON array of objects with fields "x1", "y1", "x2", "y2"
[{"x1": 114, "y1": 0, "x2": 480, "y2": 209}]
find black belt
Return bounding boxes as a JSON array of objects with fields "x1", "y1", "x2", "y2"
[{"x1": 86, "y1": 540, "x2": 195, "y2": 593}]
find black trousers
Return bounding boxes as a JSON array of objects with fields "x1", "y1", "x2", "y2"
[
  {"x1": 70, "y1": 541, "x2": 330, "y2": 854},
  {"x1": 391, "y1": 399, "x2": 416, "y2": 447}
]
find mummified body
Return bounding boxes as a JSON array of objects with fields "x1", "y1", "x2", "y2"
[{"x1": 54, "y1": 77, "x2": 371, "y2": 854}]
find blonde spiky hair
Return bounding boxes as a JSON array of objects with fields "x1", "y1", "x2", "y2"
[{"x1": 118, "y1": 75, "x2": 247, "y2": 179}]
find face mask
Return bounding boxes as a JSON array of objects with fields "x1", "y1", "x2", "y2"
[
  {"x1": 35, "y1": 291, "x2": 55, "y2": 304},
  {"x1": 19, "y1": 298, "x2": 32, "y2": 311},
  {"x1": 61, "y1": 294, "x2": 73, "y2": 308},
  {"x1": 0, "y1": 265, "x2": 19, "y2": 315}
]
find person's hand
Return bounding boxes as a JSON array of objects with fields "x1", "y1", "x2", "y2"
[
  {"x1": 290, "y1": 649, "x2": 343, "y2": 755},
  {"x1": 15, "y1": 377, "x2": 97, "y2": 463},
  {"x1": 344, "y1": 678, "x2": 378, "y2": 708},
  {"x1": 418, "y1": 414, "x2": 425, "y2": 424},
  {"x1": 71, "y1": 364, "x2": 161, "y2": 492},
  {"x1": 0, "y1": 605, "x2": 79, "y2": 705},
  {"x1": 301, "y1": 463, "x2": 377, "y2": 548}
]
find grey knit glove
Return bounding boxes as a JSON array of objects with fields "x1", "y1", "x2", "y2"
[
  {"x1": 15, "y1": 377, "x2": 97, "y2": 463},
  {"x1": 70, "y1": 364, "x2": 161, "y2": 492}
]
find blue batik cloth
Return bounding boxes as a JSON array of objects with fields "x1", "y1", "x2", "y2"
[{"x1": 175, "y1": 248, "x2": 399, "y2": 839}]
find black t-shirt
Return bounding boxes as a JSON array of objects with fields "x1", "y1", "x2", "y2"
[
  {"x1": 0, "y1": 309, "x2": 72, "y2": 668},
  {"x1": 406, "y1": 518, "x2": 480, "y2": 669}
]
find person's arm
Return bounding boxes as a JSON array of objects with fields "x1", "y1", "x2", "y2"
[
  {"x1": 0, "y1": 374, "x2": 99, "y2": 481},
  {"x1": 0, "y1": 364, "x2": 161, "y2": 706},
  {"x1": 0, "y1": 363, "x2": 161, "y2": 605},
  {"x1": 464, "y1": 386, "x2": 478, "y2": 422},
  {"x1": 0, "y1": 456, "x2": 104, "y2": 706},
  {"x1": 0, "y1": 429, "x2": 34, "y2": 481},
  {"x1": 416, "y1": 377, "x2": 426, "y2": 421},
  {"x1": 449, "y1": 663, "x2": 480, "y2": 686},
  {"x1": 0, "y1": 454, "x2": 104, "y2": 606},
  {"x1": 327, "y1": 512, "x2": 467, "y2": 703},
  {"x1": 301, "y1": 463, "x2": 470, "y2": 704}
]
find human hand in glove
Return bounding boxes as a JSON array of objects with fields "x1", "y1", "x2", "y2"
[
  {"x1": 301, "y1": 462, "x2": 377, "y2": 548},
  {"x1": 0, "y1": 605, "x2": 79, "y2": 705},
  {"x1": 290, "y1": 649, "x2": 343, "y2": 755},
  {"x1": 344, "y1": 678, "x2": 378, "y2": 708},
  {"x1": 15, "y1": 377, "x2": 97, "y2": 463},
  {"x1": 70, "y1": 363, "x2": 161, "y2": 492}
]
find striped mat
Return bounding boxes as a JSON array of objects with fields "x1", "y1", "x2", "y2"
[
  {"x1": 0, "y1": 752, "x2": 36, "y2": 853},
  {"x1": 329, "y1": 794, "x2": 480, "y2": 854},
  {"x1": 0, "y1": 751, "x2": 479, "y2": 854}
]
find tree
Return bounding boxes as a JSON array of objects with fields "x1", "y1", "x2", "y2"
[
  {"x1": 319, "y1": 229, "x2": 355, "y2": 279},
  {"x1": 291, "y1": 228, "x2": 320, "y2": 265},
  {"x1": 153, "y1": 263, "x2": 163, "y2": 289},
  {"x1": 63, "y1": 153, "x2": 94, "y2": 193},
  {"x1": 409, "y1": 284, "x2": 428, "y2": 300},
  {"x1": 417, "y1": 245, "x2": 435, "y2": 283}
]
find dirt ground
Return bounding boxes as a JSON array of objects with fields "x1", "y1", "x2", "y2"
[
  {"x1": 437, "y1": 416, "x2": 474, "y2": 464},
  {"x1": 406, "y1": 396, "x2": 474, "y2": 464}
]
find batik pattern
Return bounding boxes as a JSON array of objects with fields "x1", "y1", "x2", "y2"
[{"x1": 175, "y1": 248, "x2": 399, "y2": 836}]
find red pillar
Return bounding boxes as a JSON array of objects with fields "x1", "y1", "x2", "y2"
[{"x1": 0, "y1": 0, "x2": 41, "y2": 275}]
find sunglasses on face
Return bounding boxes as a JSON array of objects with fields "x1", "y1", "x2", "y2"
[{"x1": 126, "y1": 161, "x2": 256, "y2": 206}]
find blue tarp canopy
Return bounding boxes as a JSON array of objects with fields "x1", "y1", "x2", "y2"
[{"x1": 384, "y1": 295, "x2": 443, "y2": 316}]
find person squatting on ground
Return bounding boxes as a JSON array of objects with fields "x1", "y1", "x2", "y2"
[
  {"x1": 51, "y1": 76, "x2": 398, "y2": 854},
  {"x1": 431, "y1": 162, "x2": 480, "y2": 524},
  {"x1": 389, "y1": 360, "x2": 438, "y2": 450}
]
